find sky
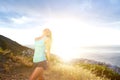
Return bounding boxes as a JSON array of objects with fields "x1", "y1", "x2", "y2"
[{"x1": 0, "y1": 0, "x2": 120, "y2": 59}]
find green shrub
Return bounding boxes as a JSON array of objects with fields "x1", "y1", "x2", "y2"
[{"x1": 78, "y1": 63, "x2": 120, "y2": 80}]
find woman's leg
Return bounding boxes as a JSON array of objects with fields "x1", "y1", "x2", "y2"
[
  {"x1": 29, "y1": 67, "x2": 44, "y2": 80},
  {"x1": 38, "y1": 73, "x2": 44, "y2": 80},
  {"x1": 38, "y1": 67, "x2": 44, "y2": 80}
]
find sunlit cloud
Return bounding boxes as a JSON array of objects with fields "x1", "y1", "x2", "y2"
[
  {"x1": 0, "y1": 0, "x2": 120, "y2": 46},
  {"x1": 11, "y1": 16, "x2": 34, "y2": 24}
]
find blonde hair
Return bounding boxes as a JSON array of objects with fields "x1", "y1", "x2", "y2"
[
  {"x1": 43, "y1": 28, "x2": 52, "y2": 42},
  {"x1": 43, "y1": 28, "x2": 52, "y2": 51}
]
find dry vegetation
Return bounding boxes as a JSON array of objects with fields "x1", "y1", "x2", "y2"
[
  {"x1": 0, "y1": 48, "x2": 120, "y2": 80},
  {"x1": 44, "y1": 63, "x2": 110, "y2": 80}
]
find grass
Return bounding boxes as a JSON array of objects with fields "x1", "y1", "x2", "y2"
[
  {"x1": 43, "y1": 55, "x2": 120, "y2": 80},
  {"x1": 0, "y1": 49, "x2": 119, "y2": 80},
  {"x1": 42, "y1": 55, "x2": 110, "y2": 80},
  {"x1": 74, "y1": 62, "x2": 120, "y2": 80},
  {"x1": 0, "y1": 49, "x2": 33, "y2": 72},
  {"x1": 44, "y1": 63, "x2": 110, "y2": 80}
]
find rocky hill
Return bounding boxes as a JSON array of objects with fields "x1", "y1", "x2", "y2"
[
  {"x1": 0, "y1": 35, "x2": 33, "y2": 55},
  {"x1": 0, "y1": 35, "x2": 34, "y2": 72}
]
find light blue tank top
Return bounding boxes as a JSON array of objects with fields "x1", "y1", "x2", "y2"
[{"x1": 33, "y1": 37, "x2": 46, "y2": 63}]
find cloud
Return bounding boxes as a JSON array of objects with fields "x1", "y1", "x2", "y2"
[
  {"x1": 0, "y1": 0, "x2": 120, "y2": 29},
  {"x1": 0, "y1": 0, "x2": 120, "y2": 47},
  {"x1": 11, "y1": 16, "x2": 33, "y2": 24}
]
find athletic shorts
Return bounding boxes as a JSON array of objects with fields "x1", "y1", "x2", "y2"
[{"x1": 33, "y1": 60, "x2": 48, "y2": 70}]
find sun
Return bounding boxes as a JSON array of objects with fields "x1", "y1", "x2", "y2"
[
  {"x1": 55, "y1": 48, "x2": 78, "y2": 62},
  {"x1": 52, "y1": 45, "x2": 81, "y2": 62}
]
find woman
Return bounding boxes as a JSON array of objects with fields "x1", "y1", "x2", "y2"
[{"x1": 29, "y1": 28, "x2": 52, "y2": 80}]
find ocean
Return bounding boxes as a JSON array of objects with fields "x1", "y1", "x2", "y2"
[
  {"x1": 27, "y1": 45, "x2": 120, "y2": 67},
  {"x1": 78, "y1": 46, "x2": 120, "y2": 67}
]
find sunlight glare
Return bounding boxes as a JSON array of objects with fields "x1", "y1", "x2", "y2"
[
  {"x1": 42, "y1": 17, "x2": 120, "y2": 62},
  {"x1": 56, "y1": 47, "x2": 80, "y2": 62}
]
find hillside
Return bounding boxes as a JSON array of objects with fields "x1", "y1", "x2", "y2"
[
  {"x1": 0, "y1": 35, "x2": 34, "y2": 72},
  {"x1": 0, "y1": 35, "x2": 33, "y2": 55},
  {"x1": 0, "y1": 35, "x2": 120, "y2": 80}
]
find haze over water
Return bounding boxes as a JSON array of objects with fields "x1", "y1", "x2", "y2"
[{"x1": 76, "y1": 46, "x2": 120, "y2": 67}]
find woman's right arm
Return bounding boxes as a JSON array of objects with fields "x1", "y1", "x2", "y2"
[
  {"x1": 35, "y1": 37, "x2": 40, "y2": 41},
  {"x1": 35, "y1": 35, "x2": 44, "y2": 41}
]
